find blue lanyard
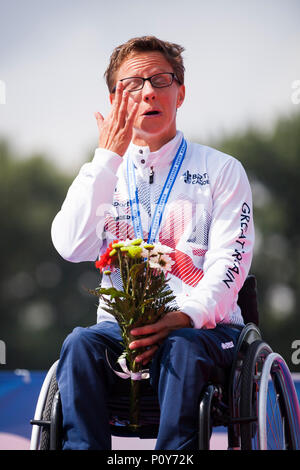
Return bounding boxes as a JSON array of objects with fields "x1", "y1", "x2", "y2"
[{"x1": 127, "y1": 137, "x2": 187, "y2": 243}]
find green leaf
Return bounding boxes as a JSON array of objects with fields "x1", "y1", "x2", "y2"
[
  {"x1": 129, "y1": 262, "x2": 146, "y2": 279},
  {"x1": 95, "y1": 287, "x2": 132, "y2": 300}
]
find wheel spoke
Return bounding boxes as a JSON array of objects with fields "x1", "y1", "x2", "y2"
[{"x1": 266, "y1": 385, "x2": 283, "y2": 449}]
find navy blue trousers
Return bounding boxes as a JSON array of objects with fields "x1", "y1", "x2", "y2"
[{"x1": 56, "y1": 321, "x2": 241, "y2": 450}]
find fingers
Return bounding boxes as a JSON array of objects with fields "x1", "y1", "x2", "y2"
[
  {"x1": 115, "y1": 87, "x2": 138, "y2": 130},
  {"x1": 135, "y1": 344, "x2": 159, "y2": 366},
  {"x1": 94, "y1": 81, "x2": 124, "y2": 130},
  {"x1": 130, "y1": 318, "x2": 165, "y2": 337},
  {"x1": 129, "y1": 313, "x2": 189, "y2": 365},
  {"x1": 111, "y1": 81, "x2": 124, "y2": 116},
  {"x1": 130, "y1": 326, "x2": 166, "y2": 365},
  {"x1": 129, "y1": 328, "x2": 167, "y2": 351},
  {"x1": 94, "y1": 112, "x2": 104, "y2": 131},
  {"x1": 118, "y1": 90, "x2": 130, "y2": 125},
  {"x1": 94, "y1": 81, "x2": 138, "y2": 155},
  {"x1": 125, "y1": 101, "x2": 138, "y2": 130}
]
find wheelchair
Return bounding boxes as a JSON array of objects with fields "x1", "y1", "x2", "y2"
[{"x1": 30, "y1": 275, "x2": 300, "y2": 450}]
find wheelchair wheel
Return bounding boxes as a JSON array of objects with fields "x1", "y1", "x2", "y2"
[
  {"x1": 240, "y1": 340, "x2": 300, "y2": 449},
  {"x1": 30, "y1": 360, "x2": 62, "y2": 450},
  {"x1": 40, "y1": 369, "x2": 59, "y2": 450},
  {"x1": 227, "y1": 323, "x2": 261, "y2": 449},
  {"x1": 240, "y1": 340, "x2": 272, "y2": 449},
  {"x1": 198, "y1": 385, "x2": 215, "y2": 449},
  {"x1": 30, "y1": 360, "x2": 59, "y2": 450},
  {"x1": 258, "y1": 353, "x2": 300, "y2": 450}
]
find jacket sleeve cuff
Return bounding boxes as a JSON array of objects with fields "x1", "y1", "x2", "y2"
[
  {"x1": 92, "y1": 148, "x2": 123, "y2": 174},
  {"x1": 179, "y1": 299, "x2": 210, "y2": 330}
]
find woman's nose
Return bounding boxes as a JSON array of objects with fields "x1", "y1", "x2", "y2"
[{"x1": 142, "y1": 80, "x2": 157, "y2": 101}]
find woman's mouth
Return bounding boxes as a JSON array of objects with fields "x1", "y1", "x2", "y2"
[{"x1": 142, "y1": 109, "x2": 162, "y2": 117}]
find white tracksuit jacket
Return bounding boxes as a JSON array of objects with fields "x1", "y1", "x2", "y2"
[{"x1": 51, "y1": 131, "x2": 254, "y2": 329}]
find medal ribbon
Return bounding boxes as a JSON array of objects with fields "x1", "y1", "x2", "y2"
[{"x1": 127, "y1": 137, "x2": 187, "y2": 243}]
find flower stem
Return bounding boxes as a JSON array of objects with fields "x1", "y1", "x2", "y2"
[
  {"x1": 140, "y1": 253, "x2": 151, "y2": 306},
  {"x1": 129, "y1": 361, "x2": 141, "y2": 430}
]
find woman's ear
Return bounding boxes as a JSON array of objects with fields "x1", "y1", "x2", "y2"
[{"x1": 176, "y1": 84, "x2": 185, "y2": 109}]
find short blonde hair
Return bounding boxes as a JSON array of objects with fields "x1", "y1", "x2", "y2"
[{"x1": 104, "y1": 36, "x2": 185, "y2": 93}]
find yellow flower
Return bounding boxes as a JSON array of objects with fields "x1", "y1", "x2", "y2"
[
  {"x1": 112, "y1": 242, "x2": 125, "y2": 248},
  {"x1": 127, "y1": 246, "x2": 143, "y2": 258},
  {"x1": 143, "y1": 243, "x2": 155, "y2": 250},
  {"x1": 130, "y1": 238, "x2": 143, "y2": 246}
]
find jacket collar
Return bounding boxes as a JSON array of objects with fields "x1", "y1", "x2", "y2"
[{"x1": 127, "y1": 131, "x2": 183, "y2": 171}]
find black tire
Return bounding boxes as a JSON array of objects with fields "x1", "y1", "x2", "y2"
[
  {"x1": 40, "y1": 370, "x2": 59, "y2": 450},
  {"x1": 240, "y1": 340, "x2": 273, "y2": 449},
  {"x1": 198, "y1": 385, "x2": 215, "y2": 450},
  {"x1": 227, "y1": 323, "x2": 261, "y2": 449}
]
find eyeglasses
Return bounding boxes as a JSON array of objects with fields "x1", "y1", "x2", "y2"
[{"x1": 112, "y1": 72, "x2": 177, "y2": 93}]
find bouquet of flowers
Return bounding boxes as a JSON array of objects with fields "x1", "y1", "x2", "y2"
[{"x1": 89, "y1": 238, "x2": 177, "y2": 430}]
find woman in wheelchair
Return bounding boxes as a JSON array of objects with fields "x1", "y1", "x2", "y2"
[{"x1": 32, "y1": 36, "x2": 300, "y2": 450}]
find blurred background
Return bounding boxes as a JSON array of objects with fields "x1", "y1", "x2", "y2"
[{"x1": 1, "y1": 0, "x2": 300, "y2": 375}]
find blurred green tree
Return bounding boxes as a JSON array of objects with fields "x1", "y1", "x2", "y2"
[{"x1": 0, "y1": 141, "x2": 99, "y2": 369}]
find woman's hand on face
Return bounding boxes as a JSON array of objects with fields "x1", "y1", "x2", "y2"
[{"x1": 94, "y1": 81, "x2": 138, "y2": 157}]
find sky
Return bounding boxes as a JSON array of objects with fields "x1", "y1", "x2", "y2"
[{"x1": 0, "y1": 0, "x2": 300, "y2": 173}]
